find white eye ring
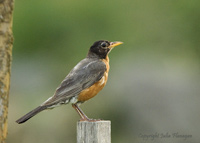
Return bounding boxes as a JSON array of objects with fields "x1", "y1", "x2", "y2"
[{"x1": 101, "y1": 42, "x2": 107, "y2": 48}]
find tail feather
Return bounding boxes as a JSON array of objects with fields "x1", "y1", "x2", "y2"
[{"x1": 16, "y1": 106, "x2": 47, "y2": 124}]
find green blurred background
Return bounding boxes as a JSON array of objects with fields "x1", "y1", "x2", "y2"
[{"x1": 8, "y1": 0, "x2": 200, "y2": 143}]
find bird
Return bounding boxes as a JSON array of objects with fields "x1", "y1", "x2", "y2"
[{"x1": 16, "y1": 40, "x2": 123, "y2": 124}]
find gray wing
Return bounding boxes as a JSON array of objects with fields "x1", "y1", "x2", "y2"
[{"x1": 42, "y1": 58, "x2": 106, "y2": 106}]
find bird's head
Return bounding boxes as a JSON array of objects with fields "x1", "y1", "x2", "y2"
[{"x1": 88, "y1": 40, "x2": 123, "y2": 59}]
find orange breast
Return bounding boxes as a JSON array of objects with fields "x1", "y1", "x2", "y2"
[{"x1": 78, "y1": 57, "x2": 110, "y2": 102}]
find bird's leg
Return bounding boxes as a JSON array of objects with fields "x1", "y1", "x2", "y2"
[{"x1": 72, "y1": 104, "x2": 91, "y2": 121}]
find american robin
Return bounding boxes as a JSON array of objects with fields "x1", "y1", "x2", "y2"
[{"x1": 16, "y1": 40, "x2": 123, "y2": 124}]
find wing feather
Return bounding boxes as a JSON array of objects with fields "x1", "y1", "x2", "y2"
[{"x1": 43, "y1": 58, "x2": 106, "y2": 106}]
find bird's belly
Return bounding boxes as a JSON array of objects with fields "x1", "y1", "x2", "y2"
[{"x1": 78, "y1": 72, "x2": 108, "y2": 102}]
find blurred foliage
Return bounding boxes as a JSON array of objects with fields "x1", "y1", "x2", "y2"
[{"x1": 8, "y1": 0, "x2": 200, "y2": 143}]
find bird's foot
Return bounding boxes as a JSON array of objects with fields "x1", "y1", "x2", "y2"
[{"x1": 79, "y1": 117, "x2": 102, "y2": 122}]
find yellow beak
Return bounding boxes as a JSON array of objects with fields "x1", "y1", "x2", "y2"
[{"x1": 109, "y1": 41, "x2": 123, "y2": 49}]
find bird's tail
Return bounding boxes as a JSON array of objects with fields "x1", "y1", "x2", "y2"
[{"x1": 16, "y1": 106, "x2": 47, "y2": 124}]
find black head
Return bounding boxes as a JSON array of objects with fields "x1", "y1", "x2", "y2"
[{"x1": 87, "y1": 40, "x2": 123, "y2": 59}]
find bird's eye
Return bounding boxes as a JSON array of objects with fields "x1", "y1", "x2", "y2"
[{"x1": 101, "y1": 42, "x2": 107, "y2": 48}]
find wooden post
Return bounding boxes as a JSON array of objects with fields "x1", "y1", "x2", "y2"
[{"x1": 77, "y1": 120, "x2": 111, "y2": 143}]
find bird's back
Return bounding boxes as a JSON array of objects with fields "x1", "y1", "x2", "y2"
[{"x1": 41, "y1": 57, "x2": 107, "y2": 107}]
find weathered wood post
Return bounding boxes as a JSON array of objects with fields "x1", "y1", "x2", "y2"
[{"x1": 77, "y1": 120, "x2": 111, "y2": 143}]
